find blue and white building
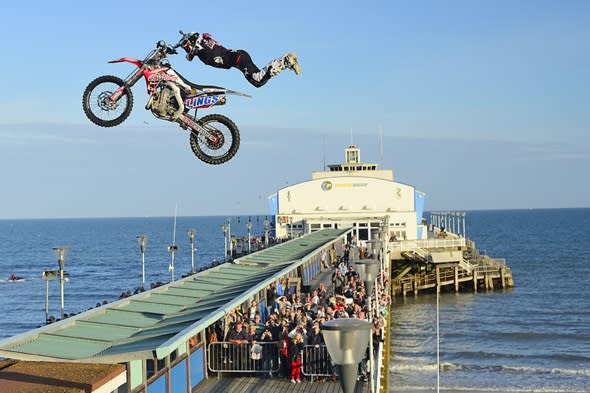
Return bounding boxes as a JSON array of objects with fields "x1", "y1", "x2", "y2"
[{"x1": 268, "y1": 145, "x2": 427, "y2": 242}]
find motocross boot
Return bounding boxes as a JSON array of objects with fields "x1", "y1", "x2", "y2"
[
  {"x1": 265, "y1": 53, "x2": 301, "y2": 77},
  {"x1": 285, "y1": 52, "x2": 301, "y2": 75}
]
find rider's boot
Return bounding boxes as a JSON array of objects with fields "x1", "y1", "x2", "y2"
[
  {"x1": 265, "y1": 53, "x2": 301, "y2": 77},
  {"x1": 284, "y1": 52, "x2": 301, "y2": 75}
]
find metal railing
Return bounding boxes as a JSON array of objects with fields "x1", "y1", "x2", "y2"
[
  {"x1": 208, "y1": 342, "x2": 368, "y2": 382},
  {"x1": 207, "y1": 341, "x2": 280, "y2": 373},
  {"x1": 389, "y1": 238, "x2": 466, "y2": 253},
  {"x1": 301, "y1": 345, "x2": 334, "y2": 379}
]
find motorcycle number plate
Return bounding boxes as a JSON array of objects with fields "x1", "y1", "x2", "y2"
[{"x1": 185, "y1": 95, "x2": 225, "y2": 109}]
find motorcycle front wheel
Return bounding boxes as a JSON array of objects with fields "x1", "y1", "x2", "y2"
[
  {"x1": 82, "y1": 75, "x2": 133, "y2": 127},
  {"x1": 189, "y1": 114, "x2": 240, "y2": 165}
]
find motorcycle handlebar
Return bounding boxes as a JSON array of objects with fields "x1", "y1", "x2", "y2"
[{"x1": 156, "y1": 40, "x2": 178, "y2": 55}]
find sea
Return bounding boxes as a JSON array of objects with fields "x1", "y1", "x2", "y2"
[{"x1": 0, "y1": 209, "x2": 589, "y2": 392}]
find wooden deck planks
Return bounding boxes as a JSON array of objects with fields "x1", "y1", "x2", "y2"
[{"x1": 193, "y1": 376, "x2": 368, "y2": 393}]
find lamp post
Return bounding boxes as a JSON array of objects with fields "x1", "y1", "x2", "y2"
[
  {"x1": 53, "y1": 247, "x2": 68, "y2": 319},
  {"x1": 246, "y1": 218, "x2": 252, "y2": 254},
  {"x1": 221, "y1": 224, "x2": 228, "y2": 262},
  {"x1": 227, "y1": 218, "x2": 232, "y2": 259},
  {"x1": 167, "y1": 244, "x2": 178, "y2": 282},
  {"x1": 322, "y1": 318, "x2": 372, "y2": 393},
  {"x1": 188, "y1": 229, "x2": 196, "y2": 273},
  {"x1": 136, "y1": 235, "x2": 148, "y2": 286},
  {"x1": 354, "y1": 257, "x2": 379, "y2": 393},
  {"x1": 41, "y1": 270, "x2": 59, "y2": 323},
  {"x1": 354, "y1": 258, "x2": 379, "y2": 298},
  {"x1": 263, "y1": 218, "x2": 270, "y2": 248}
]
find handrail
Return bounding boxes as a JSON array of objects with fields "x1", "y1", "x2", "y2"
[
  {"x1": 389, "y1": 238, "x2": 466, "y2": 252},
  {"x1": 301, "y1": 345, "x2": 334, "y2": 379}
]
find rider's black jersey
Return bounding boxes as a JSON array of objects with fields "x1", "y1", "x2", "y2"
[{"x1": 195, "y1": 35, "x2": 236, "y2": 69}]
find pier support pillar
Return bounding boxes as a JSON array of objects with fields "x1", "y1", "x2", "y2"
[
  {"x1": 414, "y1": 277, "x2": 418, "y2": 296},
  {"x1": 500, "y1": 267, "x2": 506, "y2": 289},
  {"x1": 473, "y1": 272, "x2": 478, "y2": 293},
  {"x1": 454, "y1": 266, "x2": 459, "y2": 293}
]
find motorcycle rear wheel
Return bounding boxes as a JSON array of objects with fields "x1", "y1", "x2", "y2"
[
  {"x1": 82, "y1": 75, "x2": 133, "y2": 127},
  {"x1": 189, "y1": 114, "x2": 240, "y2": 165}
]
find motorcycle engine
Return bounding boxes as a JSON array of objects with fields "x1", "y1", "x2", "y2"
[{"x1": 147, "y1": 83, "x2": 183, "y2": 120}]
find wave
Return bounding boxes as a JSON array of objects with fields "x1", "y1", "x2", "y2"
[
  {"x1": 492, "y1": 331, "x2": 590, "y2": 342},
  {"x1": 389, "y1": 360, "x2": 590, "y2": 377},
  {"x1": 445, "y1": 350, "x2": 590, "y2": 363},
  {"x1": 389, "y1": 384, "x2": 590, "y2": 393}
]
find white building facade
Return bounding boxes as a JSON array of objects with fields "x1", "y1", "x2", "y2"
[{"x1": 268, "y1": 145, "x2": 427, "y2": 243}]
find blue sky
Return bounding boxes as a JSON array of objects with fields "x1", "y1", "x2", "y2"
[{"x1": 0, "y1": 1, "x2": 588, "y2": 219}]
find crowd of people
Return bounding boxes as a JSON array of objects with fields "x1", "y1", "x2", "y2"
[{"x1": 207, "y1": 249, "x2": 389, "y2": 384}]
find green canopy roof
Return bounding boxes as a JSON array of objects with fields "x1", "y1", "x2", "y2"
[{"x1": 0, "y1": 228, "x2": 349, "y2": 363}]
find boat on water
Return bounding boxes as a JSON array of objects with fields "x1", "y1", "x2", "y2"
[
  {"x1": 0, "y1": 145, "x2": 511, "y2": 393},
  {"x1": 4, "y1": 275, "x2": 26, "y2": 283}
]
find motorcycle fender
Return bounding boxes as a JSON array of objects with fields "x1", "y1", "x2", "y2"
[{"x1": 108, "y1": 57, "x2": 143, "y2": 68}]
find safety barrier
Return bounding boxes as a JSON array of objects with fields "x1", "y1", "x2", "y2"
[
  {"x1": 301, "y1": 345, "x2": 334, "y2": 380},
  {"x1": 207, "y1": 342, "x2": 280, "y2": 374}
]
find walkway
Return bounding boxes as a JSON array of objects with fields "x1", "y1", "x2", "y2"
[{"x1": 195, "y1": 376, "x2": 368, "y2": 393}]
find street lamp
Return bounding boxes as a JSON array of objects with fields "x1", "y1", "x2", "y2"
[
  {"x1": 353, "y1": 258, "x2": 379, "y2": 393},
  {"x1": 366, "y1": 238, "x2": 381, "y2": 260},
  {"x1": 227, "y1": 218, "x2": 232, "y2": 259},
  {"x1": 322, "y1": 318, "x2": 372, "y2": 393},
  {"x1": 246, "y1": 218, "x2": 252, "y2": 254},
  {"x1": 263, "y1": 217, "x2": 270, "y2": 248},
  {"x1": 354, "y1": 258, "x2": 379, "y2": 296},
  {"x1": 221, "y1": 224, "x2": 228, "y2": 262},
  {"x1": 136, "y1": 235, "x2": 148, "y2": 286},
  {"x1": 167, "y1": 244, "x2": 178, "y2": 282},
  {"x1": 42, "y1": 270, "x2": 59, "y2": 323},
  {"x1": 53, "y1": 247, "x2": 68, "y2": 319},
  {"x1": 188, "y1": 229, "x2": 196, "y2": 273}
]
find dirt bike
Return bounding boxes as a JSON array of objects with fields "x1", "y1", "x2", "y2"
[{"x1": 82, "y1": 32, "x2": 250, "y2": 164}]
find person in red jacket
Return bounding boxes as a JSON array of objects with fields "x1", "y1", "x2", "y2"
[{"x1": 180, "y1": 31, "x2": 300, "y2": 88}]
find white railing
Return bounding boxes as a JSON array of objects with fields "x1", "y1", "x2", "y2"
[{"x1": 389, "y1": 238, "x2": 466, "y2": 253}]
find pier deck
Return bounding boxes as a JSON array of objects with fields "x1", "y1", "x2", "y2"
[{"x1": 195, "y1": 376, "x2": 368, "y2": 393}]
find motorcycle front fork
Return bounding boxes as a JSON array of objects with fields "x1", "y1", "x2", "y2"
[{"x1": 177, "y1": 111, "x2": 220, "y2": 145}]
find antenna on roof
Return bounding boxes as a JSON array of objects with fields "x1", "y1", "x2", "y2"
[
  {"x1": 323, "y1": 134, "x2": 326, "y2": 170},
  {"x1": 172, "y1": 203, "x2": 178, "y2": 245},
  {"x1": 379, "y1": 126, "x2": 384, "y2": 166}
]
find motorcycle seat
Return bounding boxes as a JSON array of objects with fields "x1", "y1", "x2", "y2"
[{"x1": 176, "y1": 73, "x2": 228, "y2": 95}]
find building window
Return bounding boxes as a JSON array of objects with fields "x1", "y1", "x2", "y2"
[
  {"x1": 146, "y1": 359, "x2": 155, "y2": 380},
  {"x1": 358, "y1": 228, "x2": 368, "y2": 241}
]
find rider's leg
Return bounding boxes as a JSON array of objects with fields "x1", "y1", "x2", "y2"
[
  {"x1": 233, "y1": 50, "x2": 300, "y2": 88},
  {"x1": 232, "y1": 50, "x2": 271, "y2": 88}
]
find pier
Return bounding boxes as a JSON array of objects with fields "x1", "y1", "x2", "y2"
[{"x1": 389, "y1": 219, "x2": 513, "y2": 296}]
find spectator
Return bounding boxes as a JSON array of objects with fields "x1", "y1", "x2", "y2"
[
  {"x1": 247, "y1": 300, "x2": 258, "y2": 322},
  {"x1": 266, "y1": 282, "x2": 277, "y2": 315},
  {"x1": 259, "y1": 326, "x2": 276, "y2": 376},
  {"x1": 289, "y1": 333, "x2": 305, "y2": 383},
  {"x1": 278, "y1": 327, "x2": 291, "y2": 378},
  {"x1": 226, "y1": 321, "x2": 249, "y2": 369},
  {"x1": 332, "y1": 269, "x2": 345, "y2": 295}
]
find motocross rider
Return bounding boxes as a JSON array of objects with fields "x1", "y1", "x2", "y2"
[{"x1": 180, "y1": 32, "x2": 300, "y2": 88}]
